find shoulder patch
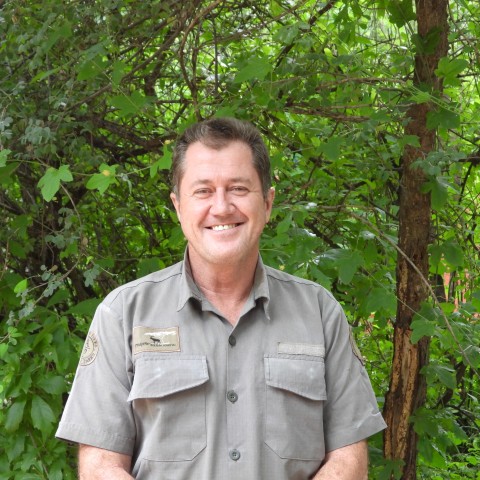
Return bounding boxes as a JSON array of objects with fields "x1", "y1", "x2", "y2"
[{"x1": 80, "y1": 332, "x2": 100, "y2": 366}]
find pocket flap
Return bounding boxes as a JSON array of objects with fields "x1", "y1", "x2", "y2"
[
  {"x1": 128, "y1": 355, "x2": 208, "y2": 401},
  {"x1": 264, "y1": 356, "x2": 326, "y2": 401}
]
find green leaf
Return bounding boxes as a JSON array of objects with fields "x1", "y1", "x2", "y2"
[
  {"x1": 411, "y1": 304, "x2": 439, "y2": 343},
  {"x1": 86, "y1": 164, "x2": 118, "y2": 194},
  {"x1": 435, "y1": 58, "x2": 469, "y2": 86},
  {"x1": 0, "y1": 161, "x2": 19, "y2": 185},
  {"x1": 421, "y1": 177, "x2": 449, "y2": 210},
  {"x1": 112, "y1": 60, "x2": 128, "y2": 86},
  {"x1": 330, "y1": 249, "x2": 364, "y2": 285},
  {"x1": 31, "y1": 396, "x2": 56, "y2": 432},
  {"x1": 274, "y1": 24, "x2": 300, "y2": 44},
  {"x1": 6, "y1": 433, "x2": 25, "y2": 463},
  {"x1": 83, "y1": 263, "x2": 101, "y2": 287},
  {"x1": 412, "y1": 408, "x2": 440, "y2": 436},
  {"x1": 15, "y1": 370, "x2": 34, "y2": 395},
  {"x1": 66, "y1": 298, "x2": 102, "y2": 316},
  {"x1": 319, "y1": 136, "x2": 343, "y2": 161},
  {"x1": 426, "y1": 107, "x2": 460, "y2": 130},
  {"x1": 46, "y1": 288, "x2": 70, "y2": 307},
  {"x1": 432, "y1": 364, "x2": 456, "y2": 390},
  {"x1": 410, "y1": 91, "x2": 432, "y2": 104},
  {"x1": 77, "y1": 56, "x2": 108, "y2": 81},
  {"x1": 398, "y1": 135, "x2": 420, "y2": 149},
  {"x1": 137, "y1": 257, "x2": 165, "y2": 277},
  {"x1": 429, "y1": 240, "x2": 464, "y2": 271},
  {"x1": 423, "y1": 364, "x2": 456, "y2": 390},
  {"x1": 13, "y1": 278, "x2": 28, "y2": 294},
  {"x1": 442, "y1": 241, "x2": 464, "y2": 268},
  {"x1": 364, "y1": 287, "x2": 396, "y2": 314},
  {"x1": 233, "y1": 55, "x2": 273, "y2": 83},
  {"x1": 37, "y1": 166, "x2": 73, "y2": 202},
  {"x1": 5, "y1": 400, "x2": 26, "y2": 432},
  {"x1": 37, "y1": 376, "x2": 66, "y2": 395},
  {"x1": 411, "y1": 318, "x2": 436, "y2": 343},
  {"x1": 109, "y1": 91, "x2": 148, "y2": 116},
  {"x1": 0, "y1": 148, "x2": 11, "y2": 167},
  {"x1": 412, "y1": 28, "x2": 442, "y2": 55},
  {"x1": 31, "y1": 67, "x2": 61, "y2": 84},
  {"x1": 44, "y1": 20, "x2": 73, "y2": 52},
  {"x1": 150, "y1": 148, "x2": 172, "y2": 177},
  {"x1": 276, "y1": 212, "x2": 293, "y2": 235},
  {"x1": 387, "y1": 0, "x2": 416, "y2": 27}
]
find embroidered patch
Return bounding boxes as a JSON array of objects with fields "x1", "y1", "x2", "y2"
[
  {"x1": 349, "y1": 328, "x2": 365, "y2": 365},
  {"x1": 80, "y1": 332, "x2": 99, "y2": 366},
  {"x1": 278, "y1": 342, "x2": 325, "y2": 357},
  {"x1": 133, "y1": 326, "x2": 180, "y2": 355}
]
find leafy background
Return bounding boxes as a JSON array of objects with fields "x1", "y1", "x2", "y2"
[{"x1": 1, "y1": 1, "x2": 479, "y2": 478}]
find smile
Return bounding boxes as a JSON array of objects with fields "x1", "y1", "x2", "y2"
[{"x1": 210, "y1": 224, "x2": 239, "y2": 231}]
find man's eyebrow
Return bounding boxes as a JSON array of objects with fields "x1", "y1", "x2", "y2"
[
  {"x1": 189, "y1": 177, "x2": 254, "y2": 187},
  {"x1": 228, "y1": 177, "x2": 254, "y2": 185}
]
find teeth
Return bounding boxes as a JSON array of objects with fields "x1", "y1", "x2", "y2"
[{"x1": 211, "y1": 224, "x2": 237, "y2": 231}]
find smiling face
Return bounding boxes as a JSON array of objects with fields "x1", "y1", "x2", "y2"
[{"x1": 170, "y1": 140, "x2": 274, "y2": 270}]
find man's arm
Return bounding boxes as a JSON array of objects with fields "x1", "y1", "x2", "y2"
[
  {"x1": 313, "y1": 440, "x2": 368, "y2": 480},
  {"x1": 78, "y1": 444, "x2": 134, "y2": 480}
]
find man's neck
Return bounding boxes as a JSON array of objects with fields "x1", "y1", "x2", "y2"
[{"x1": 188, "y1": 250, "x2": 259, "y2": 325}]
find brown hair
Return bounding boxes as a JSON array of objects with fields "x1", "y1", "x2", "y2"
[{"x1": 170, "y1": 117, "x2": 271, "y2": 197}]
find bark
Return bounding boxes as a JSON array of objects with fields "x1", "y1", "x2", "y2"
[{"x1": 383, "y1": 1, "x2": 449, "y2": 478}]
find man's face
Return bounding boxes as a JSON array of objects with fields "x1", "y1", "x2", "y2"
[{"x1": 170, "y1": 140, "x2": 274, "y2": 269}]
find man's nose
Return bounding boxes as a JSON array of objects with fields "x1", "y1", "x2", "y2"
[{"x1": 210, "y1": 189, "x2": 235, "y2": 215}]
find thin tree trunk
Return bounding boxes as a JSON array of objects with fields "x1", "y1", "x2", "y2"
[{"x1": 383, "y1": 1, "x2": 449, "y2": 478}]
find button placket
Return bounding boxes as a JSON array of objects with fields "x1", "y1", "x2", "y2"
[{"x1": 226, "y1": 330, "x2": 243, "y2": 465}]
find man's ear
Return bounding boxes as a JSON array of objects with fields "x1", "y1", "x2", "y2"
[
  {"x1": 170, "y1": 192, "x2": 181, "y2": 222},
  {"x1": 265, "y1": 187, "x2": 275, "y2": 222}
]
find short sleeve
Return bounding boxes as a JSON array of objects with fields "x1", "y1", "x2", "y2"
[
  {"x1": 56, "y1": 302, "x2": 135, "y2": 455},
  {"x1": 320, "y1": 293, "x2": 386, "y2": 452}
]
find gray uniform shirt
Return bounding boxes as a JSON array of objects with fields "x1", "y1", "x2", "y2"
[{"x1": 56, "y1": 253, "x2": 386, "y2": 479}]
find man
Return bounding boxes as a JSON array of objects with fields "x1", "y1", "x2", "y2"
[{"x1": 57, "y1": 117, "x2": 386, "y2": 479}]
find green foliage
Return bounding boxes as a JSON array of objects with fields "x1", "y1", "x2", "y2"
[
  {"x1": 1, "y1": 0, "x2": 479, "y2": 477},
  {"x1": 38, "y1": 166, "x2": 73, "y2": 201}
]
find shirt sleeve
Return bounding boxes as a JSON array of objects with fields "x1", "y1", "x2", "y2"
[
  {"x1": 56, "y1": 301, "x2": 136, "y2": 455},
  {"x1": 320, "y1": 291, "x2": 387, "y2": 452}
]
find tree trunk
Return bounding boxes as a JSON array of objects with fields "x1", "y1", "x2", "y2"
[{"x1": 383, "y1": 1, "x2": 449, "y2": 478}]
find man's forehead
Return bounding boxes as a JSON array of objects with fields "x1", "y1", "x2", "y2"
[
  {"x1": 182, "y1": 142, "x2": 255, "y2": 173},
  {"x1": 178, "y1": 140, "x2": 262, "y2": 193},
  {"x1": 184, "y1": 139, "x2": 252, "y2": 157}
]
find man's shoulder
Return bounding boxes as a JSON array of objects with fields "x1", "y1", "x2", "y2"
[
  {"x1": 103, "y1": 261, "x2": 183, "y2": 304},
  {"x1": 264, "y1": 264, "x2": 319, "y2": 287},
  {"x1": 263, "y1": 264, "x2": 339, "y2": 303}
]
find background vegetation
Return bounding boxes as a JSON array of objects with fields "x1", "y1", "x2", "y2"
[{"x1": 0, "y1": 1, "x2": 479, "y2": 478}]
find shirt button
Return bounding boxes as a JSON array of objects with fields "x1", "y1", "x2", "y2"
[
  {"x1": 228, "y1": 335, "x2": 236, "y2": 346},
  {"x1": 229, "y1": 449, "x2": 241, "y2": 461},
  {"x1": 227, "y1": 390, "x2": 238, "y2": 403}
]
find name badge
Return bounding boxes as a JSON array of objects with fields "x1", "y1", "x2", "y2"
[
  {"x1": 133, "y1": 326, "x2": 180, "y2": 354},
  {"x1": 277, "y1": 342, "x2": 325, "y2": 357}
]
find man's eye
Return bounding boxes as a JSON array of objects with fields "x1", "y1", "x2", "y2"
[
  {"x1": 192, "y1": 189, "x2": 212, "y2": 198},
  {"x1": 230, "y1": 186, "x2": 249, "y2": 195}
]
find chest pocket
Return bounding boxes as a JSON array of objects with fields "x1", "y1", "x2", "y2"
[
  {"x1": 264, "y1": 355, "x2": 327, "y2": 461},
  {"x1": 128, "y1": 354, "x2": 209, "y2": 462}
]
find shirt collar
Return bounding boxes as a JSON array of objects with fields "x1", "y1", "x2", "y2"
[
  {"x1": 252, "y1": 255, "x2": 271, "y2": 320},
  {"x1": 176, "y1": 249, "x2": 271, "y2": 320},
  {"x1": 176, "y1": 249, "x2": 203, "y2": 311}
]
